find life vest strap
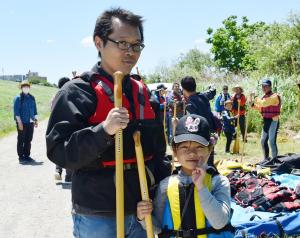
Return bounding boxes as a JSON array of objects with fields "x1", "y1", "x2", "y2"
[
  {"x1": 94, "y1": 76, "x2": 147, "y2": 120},
  {"x1": 136, "y1": 80, "x2": 145, "y2": 119},
  {"x1": 94, "y1": 79, "x2": 114, "y2": 102},
  {"x1": 158, "y1": 223, "x2": 235, "y2": 238}
]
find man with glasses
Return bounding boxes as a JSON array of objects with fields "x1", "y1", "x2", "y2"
[{"x1": 46, "y1": 8, "x2": 168, "y2": 238}]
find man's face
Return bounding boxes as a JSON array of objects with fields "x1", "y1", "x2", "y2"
[
  {"x1": 235, "y1": 88, "x2": 241, "y2": 94},
  {"x1": 262, "y1": 85, "x2": 271, "y2": 94},
  {"x1": 159, "y1": 90, "x2": 165, "y2": 96},
  {"x1": 223, "y1": 88, "x2": 228, "y2": 94},
  {"x1": 95, "y1": 18, "x2": 142, "y2": 75},
  {"x1": 173, "y1": 84, "x2": 180, "y2": 93}
]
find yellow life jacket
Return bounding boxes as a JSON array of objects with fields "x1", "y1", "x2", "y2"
[{"x1": 167, "y1": 173, "x2": 212, "y2": 238}]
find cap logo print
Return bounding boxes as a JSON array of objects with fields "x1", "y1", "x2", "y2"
[{"x1": 185, "y1": 116, "x2": 200, "y2": 132}]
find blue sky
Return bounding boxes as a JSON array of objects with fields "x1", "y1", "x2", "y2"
[{"x1": 1, "y1": 0, "x2": 299, "y2": 83}]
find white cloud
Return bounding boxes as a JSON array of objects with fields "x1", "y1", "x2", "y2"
[
  {"x1": 46, "y1": 39, "x2": 55, "y2": 44},
  {"x1": 194, "y1": 38, "x2": 211, "y2": 53},
  {"x1": 81, "y1": 36, "x2": 93, "y2": 48}
]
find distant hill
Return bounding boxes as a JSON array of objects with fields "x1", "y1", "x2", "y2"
[{"x1": 0, "y1": 80, "x2": 57, "y2": 137}]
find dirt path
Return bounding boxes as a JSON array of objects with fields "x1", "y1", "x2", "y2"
[{"x1": 0, "y1": 120, "x2": 72, "y2": 238}]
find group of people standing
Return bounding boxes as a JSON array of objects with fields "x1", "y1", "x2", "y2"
[
  {"x1": 44, "y1": 8, "x2": 229, "y2": 237},
  {"x1": 11, "y1": 7, "x2": 282, "y2": 238},
  {"x1": 214, "y1": 79, "x2": 281, "y2": 160}
]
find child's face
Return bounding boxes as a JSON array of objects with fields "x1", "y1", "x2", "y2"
[
  {"x1": 225, "y1": 103, "x2": 232, "y2": 110},
  {"x1": 174, "y1": 141, "x2": 210, "y2": 174}
]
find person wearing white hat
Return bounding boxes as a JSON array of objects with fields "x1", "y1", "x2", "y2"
[
  {"x1": 231, "y1": 85, "x2": 247, "y2": 142},
  {"x1": 13, "y1": 80, "x2": 38, "y2": 164}
]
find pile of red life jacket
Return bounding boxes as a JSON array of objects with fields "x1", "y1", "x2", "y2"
[{"x1": 227, "y1": 170, "x2": 300, "y2": 213}]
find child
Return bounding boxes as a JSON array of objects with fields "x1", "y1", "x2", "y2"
[
  {"x1": 137, "y1": 114, "x2": 234, "y2": 237},
  {"x1": 222, "y1": 100, "x2": 237, "y2": 153}
]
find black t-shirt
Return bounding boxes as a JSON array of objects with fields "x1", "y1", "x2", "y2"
[{"x1": 185, "y1": 93, "x2": 216, "y2": 132}]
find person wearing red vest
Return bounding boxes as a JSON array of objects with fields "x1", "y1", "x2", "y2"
[
  {"x1": 231, "y1": 85, "x2": 247, "y2": 142},
  {"x1": 250, "y1": 79, "x2": 281, "y2": 160},
  {"x1": 46, "y1": 8, "x2": 169, "y2": 238}
]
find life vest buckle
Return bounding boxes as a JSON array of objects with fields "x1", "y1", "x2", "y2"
[{"x1": 181, "y1": 229, "x2": 196, "y2": 237}]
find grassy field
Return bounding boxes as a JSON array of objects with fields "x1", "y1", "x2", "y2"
[
  {"x1": 169, "y1": 130, "x2": 300, "y2": 165},
  {"x1": 214, "y1": 131, "x2": 300, "y2": 164},
  {"x1": 0, "y1": 80, "x2": 57, "y2": 137}
]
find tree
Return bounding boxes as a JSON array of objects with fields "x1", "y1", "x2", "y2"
[
  {"x1": 207, "y1": 16, "x2": 265, "y2": 73},
  {"x1": 147, "y1": 49, "x2": 214, "y2": 83},
  {"x1": 177, "y1": 48, "x2": 214, "y2": 72},
  {"x1": 249, "y1": 14, "x2": 300, "y2": 76}
]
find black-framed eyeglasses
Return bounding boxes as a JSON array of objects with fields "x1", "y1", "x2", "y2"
[{"x1": 107, "y1": 37, "x2": 145, "y2": 52}]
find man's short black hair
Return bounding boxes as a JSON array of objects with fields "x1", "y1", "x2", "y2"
[
  {"x1": 93, "y1": 7, "x2": 144, "y2": 57},
  {"x1": 58, "y1": 77, "x2": 70, "y2": 89},
  {"x1": 181, "y1": 76, "x2": 196, "y2": 92}
]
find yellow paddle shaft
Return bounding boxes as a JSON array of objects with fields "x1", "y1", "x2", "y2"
[
  {"x1": 133, "y1": 131, "x2": 154, "y2": 238},
  {"x1": 114, "y1": 71, "x2": 124, "y2": 238}
]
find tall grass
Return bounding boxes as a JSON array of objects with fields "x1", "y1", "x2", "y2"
[
  {"x1": 148, "y1": 68, "x2": 300, "y2": 134},
  {"x1": 0, "y1": 80, "x2": 57, "y2": 137}
]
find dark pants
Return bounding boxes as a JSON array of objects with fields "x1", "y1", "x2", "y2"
[
  {"x1": 235, "y1": 115, "x2": 246, "y2": 141},
  {"x1": 261, "y1": 119, "x2": 279, "y2": 159},
  {"x1": 224, "y1": 131, "x2": 234, "y2": 152},
  {"x1": 56, "y1": 165, "x2": 72, "y2": 177},
  {"x1": 17, "y1": 122, "x2": 34, "y2": 158}
]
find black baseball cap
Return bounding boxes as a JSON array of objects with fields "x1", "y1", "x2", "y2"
[
  {"x1": 156, "y1": 84, "x2": 167, "y2": 91},
  {"x1": 173, "y1": 114, "x2": 210, "y2": 146},
  {"x1": 262, "y1": 79, "x2": 272, "y2": 86}
]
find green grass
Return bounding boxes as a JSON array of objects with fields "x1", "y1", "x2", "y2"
[
  {"x1": 214, "y1": 131, "x2": 300, "y2": 164},
  {"x1": 169, "y1": 129, "x2": 300, "y2": 165},
  {"x1": 0, "y1": 80, "x2": 57, "y2": 137}
]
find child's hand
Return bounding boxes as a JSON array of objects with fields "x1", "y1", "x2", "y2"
[
  {"x1": 192, "y1": 167, "x2": 206, "y2": 191},
  {"x1": 172, "y1": 117, "x2": 179, "y2": 128},
  {"x1": 137, "y1": 200, "x2": 153, "y2": 221}
]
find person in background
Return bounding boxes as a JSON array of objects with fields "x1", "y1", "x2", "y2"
[
  {"x1": 154, "y1": 84, "x2": 168, "y2": 122},
  {"x1": 203, "y1": 84, "x2": 217, "y2": 101},
  {"x1": 51, "y1": 77, "x2": 73, "y2": 182},
  {"x1": 222, "y1": 100, "x2": 237, "y2": 153},
  {"x1": 231, "y1": 85, "x2": 247, "y2": 142},
  {"x1": 13, "y1": 80, "x2": 38, "y2": 164},
  {"x1": 215, "y1": 85, "x2": 231, "y2": 116},
  {"x1": 249, "y1": 79, "x2": 281, "y2": 160},
  {"x1": 167, "y1": 82, "x2": 184, "y2": 142}
]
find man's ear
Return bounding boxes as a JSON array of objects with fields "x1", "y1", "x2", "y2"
[{"x1": 94, "y1": 36, "x2": 104, "y2": 51}]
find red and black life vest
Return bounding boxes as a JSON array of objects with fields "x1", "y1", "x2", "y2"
[
  {"x1": 232, "y1": 94, "x2": 246, "y2": 113},
  {"x1": 86, "y1": 73, "x2": 158, "y2": 167},
  {"x1": 261, "y1": 92, "x2": 281, "y2": 119},
  {"x1": 229, "y1": 171, "x2": 300, "y2": 213}
]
